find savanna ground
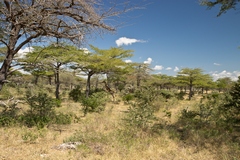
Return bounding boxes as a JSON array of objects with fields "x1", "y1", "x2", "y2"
[{"x1": 0, "y1": 85, "x2": 240, "y2": 160}]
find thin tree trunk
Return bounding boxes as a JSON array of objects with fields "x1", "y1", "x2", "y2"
[
  {"x1": 55, "y1": 63, "x2": 61, "y2": 99},
  {"x1": 189, "y1": 80, "x2": 193, "y2": 100},
  {"x1": 34, "y1": 75, "x2": 39, "y2": 85},
  {"x1": 0, "y1": 43, "x2": 19, "y2": 91},
  {"x1": 0, "y1": 57, "x2": 13, "y2": 90},
  {"x1": 85, "y1": 71, "x2": 94, "y2": 98}
]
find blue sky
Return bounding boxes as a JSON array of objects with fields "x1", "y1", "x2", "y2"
[{"x1": 87, "y1": 0, "x2": 240, "y2": 81}]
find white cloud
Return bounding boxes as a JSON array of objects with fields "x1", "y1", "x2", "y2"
[
  {"x1": 214, "y1": 63, "x2": 221, "y2": 66},
  {"x1": 166, "y1": 67, "x2": 172, "y2": 70},
  {"x1": 115, "y1": 37, "x2": 146, "y2": 47},
  {"x1": 125, "y1": 59, "x2": 132, "y2": 63},
  {"x1": 16, "y1": 47, "x2": 34, "y2": 58},
  {"x1": 144, "y1": 57, "x2": 152, "y2": 64},
  {"x1": 211, "y1": 70, "x2": 240, "y2": 81},
  {"x1": 174, "y1": 66, "x2": 179, "y2": 72},
  {"x1": 153, "y1": 65, "x2": 164, "y2": 70}
]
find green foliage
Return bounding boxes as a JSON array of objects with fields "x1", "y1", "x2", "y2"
[
  {"x1": 26, "y1": 91, "x2": 61, "y2": 116},
  {"x1": 69, "y1": 85, "x2": 83, "y2": 102},
  {"x1": 200, "y1": 0, "x2": 238, "y2": 16},
  {"x1": 0, "y1": 115, "x2": 16, "y2": 127},
  {"x1": 122, "y1": 93, "x2": 134, "y2": 103},
  {"x1": 179, "y1": 92, "x2": 226, "y2": 129},
  {"x1": 81, "y1": 91, "x2": 107, "y2": 116},
  {"x1": 22, "y1": 91, "x2": 62, "y2": 128},
  {"x1": 177, "y1": 68, "x2": 210, "y2": 100},
  {"x1": 53, "y1": 113, "x2": 72, "y2": 125},
  {"x1": 222, "y1": 76, "x2": 240, "y2": 124},
  {"x1": 123, "y1": 87, "x2": 158, "y2": 131},
  {"x1": 123, "y1": 103, "x2": 157, "y2": 130},
  {"x1": 159, "y1": 90, "x2": 174, "y2": 100},
  {"x1": 175, "y1": 91, "x2": 186, "y2": 100}
]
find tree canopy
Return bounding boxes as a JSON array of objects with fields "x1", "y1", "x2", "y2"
[
  {"x1": 200, "y1": 0, "x2": 240, "y2": 16},
  {"x1": 0, "y1": 0, "x2": 135, "y2": 91},
  {"x1": 177, "y1": 68, "x2": 206, "y2": 100}
]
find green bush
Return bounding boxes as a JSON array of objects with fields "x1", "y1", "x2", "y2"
[
  {"x1": 175, "y1": 91, "x2": 186, "y2": 100},
  {"x1": 22, "y1": 91, "x2": 62, "y2": 128},
  {"x1": 123, "y1": 103, "x2": 157, "y2": 130},
  {"x1": 160, "y1": 90, "x2": 174, "y2": 100},
  {"x1": 123, "y1": 87, "x2": 158, "y2": 131},
  {"x1": 69, "y1": 85, "x2": 82, "y2": 102},
  {"x1": 222, "y1": 76, "x2": 240, "y2": 125},
  {"x1": 81, "y1": 91, "x2": 107, "y2": 116},
  {"x1": 53, "y1": 113, "x2": 72, "y2": 125},
  {"x1": 0, "y1": 114, "x2": 16, "y2": 127},
  {"x1": 26, "y1": 91, "x2": 60, "y2": 116},
  {"x1": 122, "y1": 93, "x2": 134, "y2": 103}
]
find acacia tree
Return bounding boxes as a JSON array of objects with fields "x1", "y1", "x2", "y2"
[
  {"x1": 195, "y1": 74, "x2": 214, "y2": 94},
  {"x1": 71, "y1": 45, "x2": 133, "y2": 97},
  {"x1": 151, "y1": 74, "x2": 176, "y2": 90},
  {"x1": 22, "y1": 44, "x2": 83, "y2": 99},
  {"x1": 0, "y1": 0, "x2": 135, "y2": 91},
  {"x1": 177, "y1": 68, "x2": 206, "y2": 100},
  {"x1": 216, "y1": 77, "x2": 233, "y2": 92},
  {"x1": 200, "y1": 0, "x2": 239, "y2": 16}
]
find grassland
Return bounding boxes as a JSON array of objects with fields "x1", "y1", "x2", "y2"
[{"x1": 0, "y1": 93, "x2": 239, "y2": 160}]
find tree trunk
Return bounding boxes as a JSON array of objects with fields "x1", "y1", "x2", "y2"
[
  {"x1": 86, "y1": 75, "x2": 91, "y2": 98},
  {"x1": 0, "y1": 24, "x2": 23, "y2": 91},
  {"x1": 55, "y1": 63, "x2": 61, "y2": 99},
  {"x1": 85, "y1": 71, "x2": 94, "y2": 98},
  {"x1": 34, "y1": 75, "x2": 39, "y2": 85},
  {"x1": 0, "y1": 57, "x2": 13, "y2": 90},
  {"x1": 189, "y1": 80, "x2": 193, "y2": 100}
]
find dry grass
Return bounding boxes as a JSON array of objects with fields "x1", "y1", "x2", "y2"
[{"x1": 0, "y1": 98, "x2": 239, "y2": 160}]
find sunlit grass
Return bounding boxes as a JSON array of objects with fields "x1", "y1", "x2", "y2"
[{"x1": 0, "y1": 95, "x2": 239, "y2": 160}]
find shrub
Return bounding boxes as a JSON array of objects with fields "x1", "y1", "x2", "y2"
[
  {"x1": 22, "y1": 91, "x2": 62, "y2": 128},
  {"x1": 123, "y1": 103, "x2": 157, "y2": 130},
  {"x1": 222, "y1": 76, "x2": 240, "y2": 125},
  {"x1": 0, "y1": 115, "x2": 16, "y2": 127},
  {"x1": 53, "y1": 113, "x2": 72, "y2": 125},
  {"x1": 69, "y1": 85, "x2": 82, "y2": 102},
  {"x1": 123, "y1": 87, "x2": 159, "y2": 131},
  {"x1": 26, "y1": 91, "x2": 60, "y2": 116},
  {"x1": 160, "y1": 90, "x2": 174, "y2": 100},
  {"x1": 80, "y1": 91, "x2": 107, "y2": 116},
  {"x1": 122, "y1": 94, "x2": 134, "y2": 103},
  {"x1": 175, "y1": 91, "x2": 186, "y2": 100}
]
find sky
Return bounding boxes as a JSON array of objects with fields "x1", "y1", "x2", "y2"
[{"x1": 86, "y1": 0, "x2": 240, "y2": 81}]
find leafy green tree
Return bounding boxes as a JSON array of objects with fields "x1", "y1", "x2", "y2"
[
  {"x1": 216, "y1": 77, "x2": 233, "y2": 92},
  {"x1": 227, "y1": 76, "x2": 240, "y2": 122},
  {"x1": 200, "y1": 0, "x2": 239, "y2": 16},
  {"x1": 151, "y1": 74, "x2": 175, "y2": 90},
  {"x1": 71, "y1": 45, "x2": 133, "y2": 97},
  {"x1": 135, "y1": 63, "x2": 151, "y2": 88},
  {"x1": 177, "y1": 68, "x2": 206, "y2": 100},
  {"x1": 195, "y1": 74, "x2": 215, "y2": 94},
  {"x1": 0, "y1": 0, "x2": 134, "y2": 91},
  {"x1": 22, "y1": 44, "x2": 83, "y2": 99},
  {"x1": 220, "y1": 76, "x2": 240, "y2": 125}
]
